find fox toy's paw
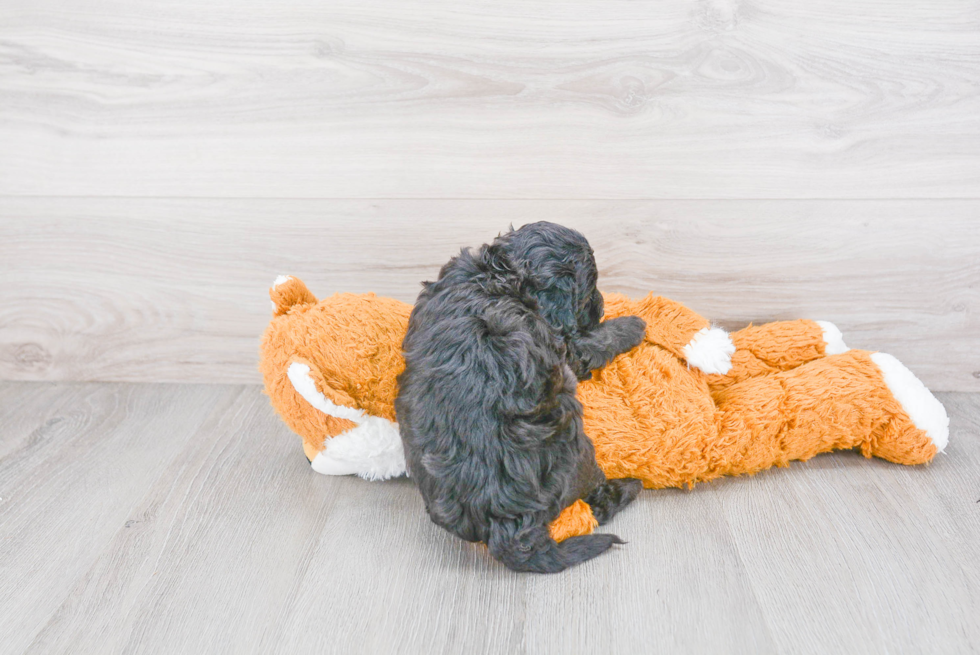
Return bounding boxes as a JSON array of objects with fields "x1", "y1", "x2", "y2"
[
  {"x1": 683, "y1": 326, "x2": 736, "y2": 375},
  {"x1": 870, "y1": 352, "x2": 949, "y2": 455},
  {"x1": 816, "y1": 320, "x2": 849, "y2": 355}
]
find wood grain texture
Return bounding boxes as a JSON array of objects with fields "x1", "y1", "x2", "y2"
[
  {"x1": 716, "y1": 392, "x2": 980, "y2": 654},
  {"x1": 1, "y1": 197, "x2": 978, "y2": 390},
  {"x1": 0, "y1": 382, "x2": 240, "y2": 655},
  {"x1": 1, "y1": 382, "x2": 978, "y2": 654},
  {"x1": 1, "y1": 0, "x2": 978, "y2": 198},
  {"x1": 21, "y1": 384, "x2": 311, "y2": 655}
]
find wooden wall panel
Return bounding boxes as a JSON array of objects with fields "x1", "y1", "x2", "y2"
[
  {"x1": 1, "y1": 0, "x2": 978, "y2": 198},
  {"x1": 1, "y1": 198, "x2": 977, "y2": 390}
]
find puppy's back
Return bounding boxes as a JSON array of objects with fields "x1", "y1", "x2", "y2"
[
  {"x1": 398, "y1": 264, "x2": 558, "y2": 534},
  {"x1": 396, "y1": 247, "x2": 621, "y2": 572}
]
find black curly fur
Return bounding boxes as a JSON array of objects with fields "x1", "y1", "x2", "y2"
[{"x1": 395, "y1": 222, "x2": 646, "y2": 573}]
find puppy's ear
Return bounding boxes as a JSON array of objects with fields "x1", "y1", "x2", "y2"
[
  {"x1": 532, "y1": 262, "x2": 583, "y2": 335},
  {"x1": 479, "y1": 243, "x2": 528, "y2": 297}
]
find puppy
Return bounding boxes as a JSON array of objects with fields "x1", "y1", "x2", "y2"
[{"x1": 395, "y1": 222, "x2": 646, "y2": 573}]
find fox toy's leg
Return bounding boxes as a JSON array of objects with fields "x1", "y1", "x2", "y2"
[
  {"x1": 602, "y1": 293, "x2": 735, "y2": 374},
  {"x1": 704, "y1": 350, "x2": 948, "y2": 482},
  {"x1": 706, "y1": 320, "x2": 848, "y2": 396},
  {"x1": 603, "y1": 294, "x2": 844, "y2": 381},
  {"x1": 549, "y1": 500, "x2": 599, "y2": 542}
]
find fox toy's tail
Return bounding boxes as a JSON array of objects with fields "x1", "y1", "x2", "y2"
[{"x1": 270, "y1": 275, "x2": 318, "y2": 316}]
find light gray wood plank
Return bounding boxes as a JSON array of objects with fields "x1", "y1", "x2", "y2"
[
  {"x1": 0, "y1": 382, "x2": 237, "y2": 655},
  {"x1": 21, "y1": 385, "x2": 324, "y2": 655},
  {"x1": 1, "y1": 198, "x2": 977, "y2": 390},
  {"x1": 6, "y1": 382, "x2": 777, "y2": 655},
  {"x1": 0, "y1": 382, "x2": 77, "y2": 460},
  {"x1": 715, "y1": 391, "x2": 980, "y2": 654},
  {"x1": 1, "y1": 0, "x2": 978, "y2": 198},
  {"x1": 271, "y1": 481, "x2": 780, "y2": 654},
  {"x1": 1, "y1": 384, "x2": 978, "y2": 654},
  {"x1": 520, "y1": 489, "x2": 778, "y2": 655},
  {"x1": 269, "y1": 475, "x2": 532, "y2": 655}
]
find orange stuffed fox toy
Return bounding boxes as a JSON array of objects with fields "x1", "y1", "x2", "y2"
[{"x1": 260, "y1": 276, "x2": 949, "y2": 542}]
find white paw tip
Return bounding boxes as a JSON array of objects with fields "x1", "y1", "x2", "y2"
[
  {"x1": 815, "y1": 320, "x2": 849, "y2": 355},
  {"x1": 273, "y1": 275, "x2": 292, "y2": 288},
  {"x1": 683, "y1": 326, "x2": 736, "y2": 375},
  {"x1": 870, "y1": 352, "x2": 950, "y2": 453}
]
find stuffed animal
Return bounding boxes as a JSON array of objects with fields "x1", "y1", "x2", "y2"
[{"x1": 260, "y1": 276, "x2": 949, "y2": 542}]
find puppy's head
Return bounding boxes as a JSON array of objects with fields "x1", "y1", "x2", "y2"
[{"x1": 493, "y1": 222, "x2": 603, "y2": 336}]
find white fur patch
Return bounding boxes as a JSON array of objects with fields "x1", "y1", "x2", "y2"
[
  {"x1": 816, "y1": 320, "x2": 849, "y2": 355},
  {"x1": 683, "y1": 326, "x2": 735, "y2": 375},
  {"x1": 311, "y1": 416, "x2": 407, "y2": 481},
  {"x1": 870, "y1": 352, "x2": 950, "y2": 453},
  {"x1": 287, "y1": 361, "x2": 406, "y2": 480},
  {"x1": 287, "y1": 362, "x2": 366, "y2": 423},
  {"x1": 273, "y1": 275, "x2": 292, "y2": 288}
]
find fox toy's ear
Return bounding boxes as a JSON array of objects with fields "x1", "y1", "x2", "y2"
[{"x1": 270, "y1": 275, "x2": 317, "y2": 316}]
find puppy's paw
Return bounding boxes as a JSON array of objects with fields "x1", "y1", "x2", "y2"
[
  {"x1": 615, "y1": 477, "x2": 644, "y2": 498},
  {"x1": 585, "y1": 477, "x2": 644, "y2": 525},
  {"x1": 609, "y1": 315, "x2": 647, "y2": 351}
]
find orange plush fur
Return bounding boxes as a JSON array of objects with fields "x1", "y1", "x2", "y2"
[{"x1": 260, "y1": 277, "x2": 947, "y2": 542}]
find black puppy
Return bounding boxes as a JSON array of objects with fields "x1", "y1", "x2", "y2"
[{"x1": 395, "y1": 222, "x2": 646, "y2": 573}]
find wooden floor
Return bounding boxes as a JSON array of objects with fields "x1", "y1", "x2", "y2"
[{"x1": 1, "y1": 381, "x2": 977, "y2": 654}]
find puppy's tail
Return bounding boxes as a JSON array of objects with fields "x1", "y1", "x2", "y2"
[
  {"x1": 270, "y1": 275, "x2": 317, "y2": 316},
  {"x1": 488, "y1": 522, "x2": 623, "y2": 574}
]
